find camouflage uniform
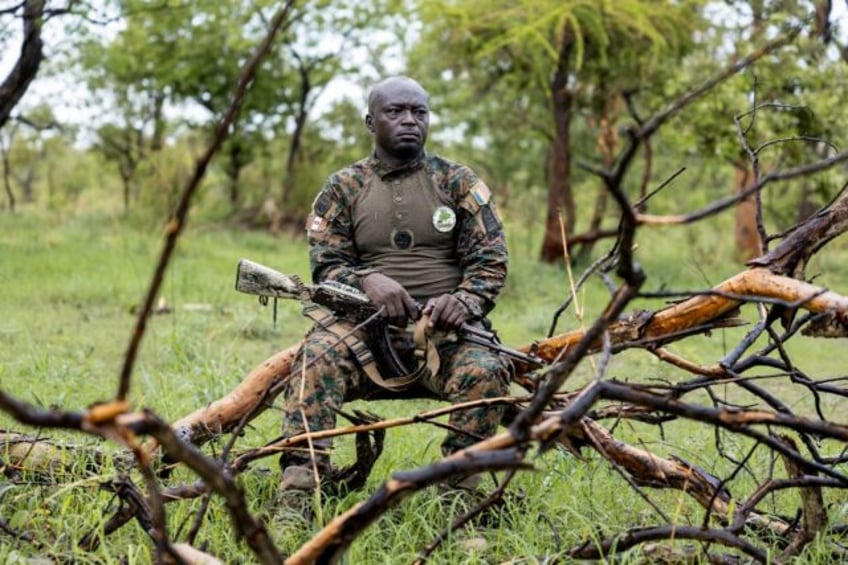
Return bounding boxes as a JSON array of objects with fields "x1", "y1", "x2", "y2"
[{"x1": 281, "y1": 152, "x2": 509, "y2": 471}]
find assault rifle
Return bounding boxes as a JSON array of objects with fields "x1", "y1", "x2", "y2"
[{"x1": 234, "y1": 259, "x2": 545, "y2": 381}]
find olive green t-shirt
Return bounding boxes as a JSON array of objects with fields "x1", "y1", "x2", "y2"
[{"x1": 353, "y1": 167, "x2": 461, "y2": 301}]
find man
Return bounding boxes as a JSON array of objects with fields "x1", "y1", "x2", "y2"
[{"x1": 279, "y1": 76, "x2": 509, "y2": 498}]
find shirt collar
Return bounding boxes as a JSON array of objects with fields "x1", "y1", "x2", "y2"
[{"x1": 369, "y1": 151, "x2": 426, "y2": 180}]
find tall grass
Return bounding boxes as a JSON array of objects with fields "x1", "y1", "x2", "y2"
[{"x1": 1, "y1": 209, "x2": 847, "y2": 563}]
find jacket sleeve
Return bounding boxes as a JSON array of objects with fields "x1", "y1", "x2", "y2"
[
  {"x1": 452, "y1": 171, "x2": 509, "y2": 318},
  {"x1": 305, "y1": 177, "x2": 376, "y2": 291}
]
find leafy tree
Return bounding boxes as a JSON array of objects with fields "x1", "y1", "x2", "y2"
[
  {"x1": 78, "y1": 0, "x2": 401, "y2": 224},
  {"x1": 410, "y1": 0, "x2": 699, "y2": 262},
  {"x1": 646, "y1": 0, "x2": 848, "y2": 261},
  {"x1": 0, "y1": 104, "x2": 68, "y2": 210}
]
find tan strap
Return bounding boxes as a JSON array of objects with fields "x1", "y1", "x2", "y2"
[
  {"x1": 300, "y1": 299, "x2": 438, "y2": 392},
  {"x1": 412, "y1": 313, "x2": 440, "y2": 378}
]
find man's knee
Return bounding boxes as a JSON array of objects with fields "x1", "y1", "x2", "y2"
[
  {"x1": 445, "y1": 347, "x2": 510, "y2": 398},
  {"x1": 295, "y1": 329, "x2": 356, "y2": 371}
]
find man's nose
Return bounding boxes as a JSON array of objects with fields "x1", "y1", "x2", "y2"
[{"x1": 400, "y1": 109, "x2": 416, "y2": 123}]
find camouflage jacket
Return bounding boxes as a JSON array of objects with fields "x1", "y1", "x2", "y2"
[{"x1": 305, "y1": 152, "x2": 508, "y2": 318}]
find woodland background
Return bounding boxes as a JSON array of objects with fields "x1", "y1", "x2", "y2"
[
  {"x1": 3, "y1": 1, "x2": 848, "y2": 563},
  {"x1": 3, "y1": 0, "x2": 845, "y2": 258}
]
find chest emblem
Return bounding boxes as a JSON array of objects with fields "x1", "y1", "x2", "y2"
[{"x1": 432, "y1": 206, "x2": 457, "y2": 233}]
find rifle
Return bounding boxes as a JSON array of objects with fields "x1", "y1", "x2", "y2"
[{"x1": 234, "y1": 259, "x2": 546, "y2": 381}]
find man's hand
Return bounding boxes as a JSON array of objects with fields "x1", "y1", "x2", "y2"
[
  {"x1": 423, "y1": 294, "x2": 468, "y2": 331},
  {"x1": 362, "y1": 272, "x2": 420, "y2": 327}
]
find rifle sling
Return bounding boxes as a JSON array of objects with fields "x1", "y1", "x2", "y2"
[{"x1": 300, "y1": 299, "x2": 439, "y2": 392}]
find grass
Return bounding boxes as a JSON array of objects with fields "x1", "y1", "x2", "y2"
[{"x1": 1, "y1": 208, "x2": 848, "y2": 563}]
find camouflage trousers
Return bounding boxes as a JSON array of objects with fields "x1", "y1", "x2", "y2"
[{"x1": 280, "y1": 322, "x2": 510, "y2": 470}]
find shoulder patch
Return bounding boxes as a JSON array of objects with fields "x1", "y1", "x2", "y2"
[
  {"x1": 481, "y1": 206, "x2": 501, "y2": 233},
  {"x1": 313, "y1": 191, "x2": 332, "y2": 216},
  {"x1": 470, "y1": 182, "x2": 491, "y2": 206}
]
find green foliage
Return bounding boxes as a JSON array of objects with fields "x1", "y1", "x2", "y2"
[
  {"x1": 639, "y1": 1, "x2": 848, "y2": 225},
  {"x1": 0, "y1": 122, "x2": 112, "y2": 213},
  {"x1": 72, "y1": 0, "x2": 405, "y2": 220},
  {"x1": 5, "y1": 0, "x2": 845, "y2": 249}
]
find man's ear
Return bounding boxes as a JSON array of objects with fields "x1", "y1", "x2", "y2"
[{"x1": 365, "y1": 114, "x2": 374, "y2": 132}]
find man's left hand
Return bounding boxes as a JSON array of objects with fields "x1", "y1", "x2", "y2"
[{"x1": 423, "y1": 294, "x2": 468, "y2": 331}]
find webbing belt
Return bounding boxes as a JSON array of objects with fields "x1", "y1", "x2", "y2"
[{"x1": 300, "y1": 297, "x2": 439, "y2": 392}]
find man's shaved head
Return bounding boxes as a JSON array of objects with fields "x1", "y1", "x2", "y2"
[{"x1": 367, "y1": 76, "x2": 429, "y2": 114}]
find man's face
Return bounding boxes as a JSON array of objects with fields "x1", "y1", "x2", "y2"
[{"x1": 366, "y1": 81, "x2": 429, "y2": 162}]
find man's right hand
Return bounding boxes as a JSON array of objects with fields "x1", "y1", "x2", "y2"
[{"x1": 362, "y1": 272, "x2": 420, "y2": 327}]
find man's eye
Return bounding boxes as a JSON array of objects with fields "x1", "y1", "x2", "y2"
[
  {"x1": 386, "y1": 109, "x2": 400, "y2": 116},
  {"x1": 415, "y1": 110, "x2": 428, "y2": 118}
]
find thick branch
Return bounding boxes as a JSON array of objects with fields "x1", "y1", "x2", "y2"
[{"x1": 0, "y1": 0, "x2": 44, "y2": 129}]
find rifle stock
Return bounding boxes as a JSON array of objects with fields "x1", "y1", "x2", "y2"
[{"x1": 235, "y1": 258, "x2": 304, "y2": 298}]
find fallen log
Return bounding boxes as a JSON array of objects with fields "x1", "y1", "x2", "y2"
[
  {"x1": 144, "y1": 344, "x2": 299, "y2": 453},
  {"x1": 525, "y1": 267, "x2": 848, "y2": 369},
  {"x1": 0, "y1": 430, "x2": 102, "y2": 479}
]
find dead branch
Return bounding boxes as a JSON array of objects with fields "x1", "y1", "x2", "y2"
[
  {"x1": 150, "y1": 266, "x2": 848, "y2": 465},
  {"x1": 635, "y1": 150, "x2": 848, "y2": 228},
  {"x1": 749, "y1": 184, "x2": 848, "y2": 278},
  {"x1": 775, "y1": 435, "x2": 828, "y2": 561},
  {"x1": 567, "y1": 524, "x2": 770, "y2": 562},
  {"x1": 522, "y1": 267, "x2": 848, "y2": 372},
  {"x1": 286, "y1": 448, "x2": 529, "y2": 564},
  {"x1": 0, "y1": 430, "x2": 103, "y2": 479},
  {"x1": 147, "y1": 344, "x2": 299, "y2": 452}
]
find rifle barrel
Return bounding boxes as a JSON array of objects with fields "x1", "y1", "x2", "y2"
[{"x1": 460, "y1": 331, "x2": 545, "y2": 368}]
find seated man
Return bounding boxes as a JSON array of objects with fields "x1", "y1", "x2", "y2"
[{"x1": 279, "y1": 76, "x2": 510, "y2": 497}]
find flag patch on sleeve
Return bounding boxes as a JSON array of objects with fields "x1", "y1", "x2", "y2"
[
  {"x1": 470, "y1": 182, "x2": 491, "y2": 205},
  {"x1": 308, "y1": 215, "x2": 327, "y2": 232}
]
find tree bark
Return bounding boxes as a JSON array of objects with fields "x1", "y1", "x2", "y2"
[
  {"x1": 0, "y1": 0, "x2": 45, "y2": 129},
  {"x1": 1, "y1": 130, "x2": 15, "y2": 211},
  {"x1": 226, "y1": 142, "x2": 242, "y2": 211},
  {"x1": 539, "y1": 22, "x2": 575, "y2": 263},
  {"x1": 734, "y1": 163, "x2": 762, "y2": 261}
]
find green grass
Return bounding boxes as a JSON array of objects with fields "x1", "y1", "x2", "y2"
[{"x1": 1, "y1": 209, "x2": 848, "y2": 563}]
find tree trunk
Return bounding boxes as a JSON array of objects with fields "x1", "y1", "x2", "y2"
[
  {"x1": 227, "y1": 143, "x2": 242, "y2": 211},
  {"x1": 279, "y1": 53, "x2": 312, "y2": 235},
  {"x1": 734, "y1": 163, "x2": 762, "y2": 262},
  {"x1": 0, "y1": 0, "x2": 45, "y2": 129},
  {"x1": 151, "y1": 90, "x2": 166, "y2": 151},
  {"x1": 281, "y1": 67, "x2": 310, "y2": 208},
  {"x1": 540, "y1": 23, "x2": 575, "y2": 263},
  {"x1": 20, "y1": 166, "x2": 35, "y2": 203},
  {"x1": 1, "y1": 133, "x2": 15, "y2": 211},
  {"x1": 120, "y1": 167, "x2": 132, "y2": 213},
  {"x1": 576, "y1": 95, "x2": 621, "y2": 262}
]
